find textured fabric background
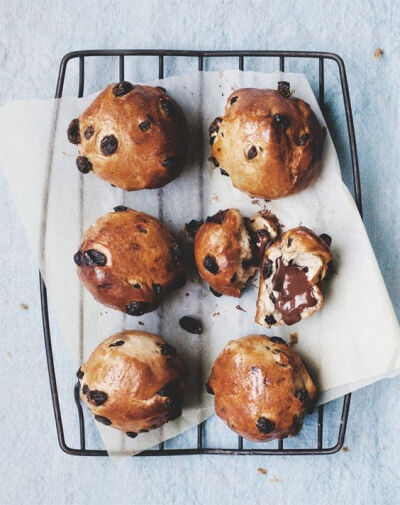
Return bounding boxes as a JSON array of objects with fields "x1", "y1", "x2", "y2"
[{"x1": 0, "y1": 1, "x2": 399, "y2": 504}]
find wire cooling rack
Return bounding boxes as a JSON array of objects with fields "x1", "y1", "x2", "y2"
[{"x1": 40, "y1": 49, "x2": 360, "y2": 456}]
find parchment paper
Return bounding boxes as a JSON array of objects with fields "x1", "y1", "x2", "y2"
[{"x1": 1, "y1": 70, "x2": 399, "y2": 457}]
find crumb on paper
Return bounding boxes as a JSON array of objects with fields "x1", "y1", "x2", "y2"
[
  {"x1": 251, "y1": 199, "x2": 261, "y2": 206},
  {"x1": 20, "y1": 303, "x2": 29, "y2": 310},
  {"x1": 212, "y1": 193, "x2": 219, "y2": 202},
  {"x1": 185, "y1": 293, "x2": 190, "y2": 297},
  {"x1": 289, "y1": 332, "x2": 298, "y2": 348},
  {"x1": 7, "y1": 351, "x2": 12, "y2": 358},
  {"x1": 374, "y1": 48, "x2": 384, "y2": 59},
  {"x1": 257, "y1": 467, "x2": 267, "y2": 475},
  {"x1": 343, "y1": 446, "x2": 349, "y2": 452},
  {"x1": 61, "y1": 151, "x2": 75, "y2": 158},
  {"x1": 138, "y1": 321, "x2": 144, "y2": 326},
  {"x1": 236, "y1": 305, "x2": 246, "y2": 312},
  {"x1": 212, "y1": 312, "x2": 220, "y2": 317},
  {"x1": 269, "y1": 475, "x2": 281, "y2": 483}
]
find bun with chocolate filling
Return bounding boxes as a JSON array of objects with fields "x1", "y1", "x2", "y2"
[
  {"x1": 74, "y1": 206, "x2": 186, "y2": 316},
  {"x1": 207, "y1": 334, "x2": 317, "y2": 442},
  {"x1": 193, "y1": 209, "x2": 279, "y2": 297},
  {"x1": 209, "y1": 83, "x2": 324, "y2": 199},
  {"x1": 77, "y1": 330, "x2": 187, "y2": 436},
  {"x1": 67, "y1": 83, "x2": 188, "y2": 190},
  {"x1": 255, "y1": 227, "x2": 332, "y2": 327}
]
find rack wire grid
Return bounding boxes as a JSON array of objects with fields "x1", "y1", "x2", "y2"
[{"x1": 40, "y1": 49, "x2": 360, "y2": 457}]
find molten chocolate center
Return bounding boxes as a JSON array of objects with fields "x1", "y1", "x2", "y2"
[{"x1": 271, "y1": 258, "x2": 316, "y2": 325}]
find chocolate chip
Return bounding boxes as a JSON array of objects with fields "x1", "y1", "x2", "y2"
[
  {"x1": 157, "y1": 86, "x2": 166, "y2": 93},
  {"x1": 162, "y1": 156, "x2": 180, "y2": 171},
  {"x1": 159, "y1": 343, "x2": 177, "y2": 356},
  {"x1": 231, "y1": 273, "x2": 237, "y2": 283},
  {"x1": 139, "y1": 121, "x2": 151, "y2": 132},
  {"x1": 171, "y1": 244, "x2": 182, "y2": 266},
  {"x1": 113, "y1": 81, "x2": 134, "y2": 97},
  {"x1": 95, "y1": 415, "x2": 112, "y2": 425},
  {"x1": 247, "y1": 146, "x2": 258, "y2": 159},
  {"x1": 99, "y1": 282, "x2": 112, "y2": 290},
  {"x1": 274, "y1": 113, "x2": 289, "y2": 129},
  {"x1": 209, "y1": 117, "x2": 223, "y2": 136},
  {"x1": 67, "y1": 118, "x2": 80, "y2": 144},
  {"x1": 206, "y1": 209, "x2": 228, "y2": 224},
  {"x1": 264, "y1": 315, "x2": 277, "y2": 326},
  {"x1": 160, "y1": 98, "x2": 174, "y2": 116},
  {"x1": 157, "y1": 380, "x2": 181, "y2": 397},
  {"x1": 303, "y1": 266, "x2": 309, "y2": 273},
  {"x1": 294, "y1": 389, "x2": 308, "y2": 402},
  {"x1": 230, "y1": 96, "x2": 238, "y2": 105},
  {"x1": 220, "y1": 168, "x2": 229, "y2": 176},
  {"x1": 268, "y1": 336, "x2": 287, "y2": 346},
  {"x1": 140, "y1": 429, "x2": 149, "y2": 433},
  {"x1": 126, "y1": 302, "x2": 150, "y2": 316},
  {"x1": 113, "y1": 205, "x2": 129, "y2": 212},
  {"x1": 126, "y1": 431, "x2": 138, "y2": 438},
  {"x1": 211, "y1": 156, "x2": 219, "y2": 167},
  {"x1": 263, "y1": 260, "x2": 273, "y2": 279},
  {"x1": 82, "y1": 384, "x2": 89, "y2": 395},
  {"x1": 287, "y1": 237, "x2": 293, "y2": 247},
  {"x1": 76, "y1": 156, "x2": 92, "y2": 173},
  {"x1": 205, "y1": 383, "x2": 214, "y2": 395},
  {"x1": 153, "y1": 283, "x2": 162, "y2": 296},
  {"x1": 109, "y1": 340, "x2": 125, "y2": 347},
  {"x1": 319, "y1": 233, "x2": 332, "y2": 247},
  {"x1": 256, "y1": 416, "x2": 275, "y2": 434},
  {"x1": 73, "y1": 251, "x2": 82, "y2": 266},
  {"x1": 88, "y1": 390, "x2": 108, "y2": 406},
  {"x1": 174, "y1": 271, "x2": 187, "y2": 288},
  {"x1": 100, "y1": 135, "x2": 118, "y2": 155},
  {"x1": 133, "y1": 283, "x2": 141, "y2": 290},
  {"x1": 138, "y1": 225, "x2": 147, "y2": 234},
  {"x1": 277, "y1": 81, "x2": 291, "y2": 98},
  {"x1": 295, "y1": 133, "x2": 310, "y2": 146},
  {"x1": 203, "y1": 255, "x2": 219, "y2": 274},
  {"x1": 185, "y1": 219, "x2": 203, "y2": 239},
  {"x1": 76, "y1": 368, "x2": 84, "y2": 380},
  {"x1": 83, "y1": 249, "x2": 107, "y2": 266},
  {"x1": 209, "y1": 137, "x2": 215, "y2": 145},
  {"x1": 84, "y1": 125, "x2": 94, "y2": 140},
  {"x1": 210, "y1": 286, "x2": 222, "y2": 297},
  {"x1": 270, "y1": 292, "x2": 276, "y2": 303},
  {"x1": 179, "y1": 316, "x2": 203, "y2": 334}
]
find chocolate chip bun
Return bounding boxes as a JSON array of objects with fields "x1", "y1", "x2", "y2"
[
  {"x1": 74, "y1": 207, "x2": 186, "y2": 316},
  {"x1": 67, "y1": 82, "x2": 188, "y2": 190},
  {"x1": 256, "y1": 227, "x2": 332, "y2": 327},
  {"x1": 193, "y1": 209, "x2": 279, "y2": 297},
  {"x1": 77, "y1": 330, "x2": 187, "y2": 436},
  {"x1": 209, "y1": 83, "x2": 324, "y2": 199},
  {"x1": 207, "y1": 334, "x2": 317, "y2": 442}
]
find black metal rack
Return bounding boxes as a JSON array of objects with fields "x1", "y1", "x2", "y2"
[{"x1": 40, "y1": 49, "x2": 361, "y2": 456}]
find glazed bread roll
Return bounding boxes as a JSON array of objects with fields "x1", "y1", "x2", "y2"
[
  {"x1": 207, "y1": 334, "x2": 317, "y2": 442},
  {"x1": 67, "y1": 82, "x2": 188, "y2": 190},
  {"x1": 74, "y1": 206, "x2": 186, "y2": 316},
  {"x1": 77, "y1": 331, "x2": 187, "y2": 436},
  {"x1": 209, "y1": 83, "x2": 324, "y2": 199},
  {"x1": 193, "y1": 209, "x2": 279, "y2": 297},
  {"x1": 256, "y1": 227, "x2": 332, "y2": 327}
]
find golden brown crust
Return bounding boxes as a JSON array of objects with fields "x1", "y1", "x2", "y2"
[
  {"x1": 68, "y1": 83, "x2": 188, "y2": 190},
  {"x1": 210, "y1": 87, "x2": 324, "y2": 199},
  {"x1": 193, "y1": 209, "x2": 279, "y2": 297},
  {"x1": 256, "y1": 227, "x2": 332, "y2": 327},
  {"x1": 78, "y1": 331, "x2": 187, "y2": 434},
  {"x1": 208, "y1": 334, "x2": 317, "y2": 442},
  {"x1": 74, "y1": 207, "x2": 185, "y2": 315}
]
